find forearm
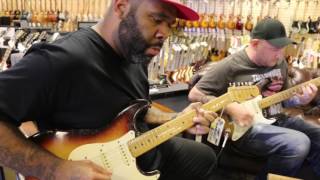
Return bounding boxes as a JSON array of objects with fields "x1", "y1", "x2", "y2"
[
  {"x1": 189, "y1": 86, "x2": 216, "y2": 103},
  {"x1": 144, "y1": 106, "x2": 177, "y2": 124},
  {"x1": 0, "y1": 120, "x2": 62, "y2": 179}
]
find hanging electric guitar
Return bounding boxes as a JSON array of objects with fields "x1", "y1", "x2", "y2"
[
  {"x1": 235, "y1": 0, "x2": 244, "y2": 35},
  {"x1": 24, "y1": 85, "x2": 260, "y2": 180},
  {"x1": 299, "y1": 0, "x2": 309, "y2": 34},
  {"x1": 230, "y1": 77, "x2": 320, "y2": 141},
  {"x1": 13, "y1": 0, "x2": 21, "y2": 20},
  {"x1": 226, "y1": 0, "x2": 236, "y2": 31},
  {"x1": 244, "y1": 0, "x2": 253, "y2": 32},
  {"x1": 20, "y1": 0, "x2": 29, "y2": 21},
  {"x1": 0, "y1": 30, "x2": 26, "y2": 70},
  {"x1": 291, "y1": 0, "x2": 301, "y2": 34}
]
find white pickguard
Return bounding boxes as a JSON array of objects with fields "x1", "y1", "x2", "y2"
[
  {"x1": 68, "y1": 130, "x2": 160, "y2": 180},
  {"x1": 231, "y1": 95, "x2": 276, "y2": 141}
]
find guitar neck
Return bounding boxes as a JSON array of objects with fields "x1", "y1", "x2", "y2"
[
  {"x1": 128, "y1": 93, "x2": 231, "y2": 157},
  {"x1": 259, "y1": 77, "x2": 320, "y2": 109}
]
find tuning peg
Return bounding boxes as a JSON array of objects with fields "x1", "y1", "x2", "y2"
[{"x1": 229, "y1": 82, "x2": 236, "y2": 87}]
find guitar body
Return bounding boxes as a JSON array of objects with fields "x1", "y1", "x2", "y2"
[
  {"x1": 217, "y1": 15, "x2": 225, "y2": 29},
  {"x1": 300, "y1": 21, "x2": 309, "y2": 34},
  {"x1": 200, "y1": 15, "x2": 209, "y2": 29},
  {"x1": 293, "y1": 21, "x2": 302, "y2": 34},
  {"x1": 227, "y1": 15, "x2": 235, "y2": 30},
  {"x1": 244, "y1": 15, "x2": 253, "y2": 32},
  {"x1": 25, "y1": 100, "x2": 160, "y2": 180},
  {"x1": 14, "y1": 10, "x2": 21, "y2": 20},
  {"x1": 231, "y1": 95, "x2": 276, "y2": 141},
  {"x1": 21, "y1": 10, "x2": 29, "y2": 20},
  {"x1": 209, "y1": 15, "x2": 216, "y2": 29},
  {"x1": 235, "y1": 16, "x2": 243, "y2": 31}
]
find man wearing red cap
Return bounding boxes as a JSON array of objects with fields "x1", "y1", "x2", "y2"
[
  {"x1": 0, "y1": 0, "x2": 217, "y2": 179},
  {"x1": 189, "y1": 18, "x2": 320, "y2": 179}
]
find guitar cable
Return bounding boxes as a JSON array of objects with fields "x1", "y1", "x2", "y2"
[
  {"x1": 215, "y1": 130, "x2": 230, "y2": 168},
  {"x1": 214, "y1": 107, "x2": 231, "y2": 168}
]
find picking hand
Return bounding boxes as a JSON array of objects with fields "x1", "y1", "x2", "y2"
[
  {"x1": 53, "y1": 160, "x2": 112, "y2": 180},
  {"x1": 226, "y1": 102, "x2": 254, "y2": 127},
  {"x1": 182, "y1": 102, "x2": 217, "y2": 135}
]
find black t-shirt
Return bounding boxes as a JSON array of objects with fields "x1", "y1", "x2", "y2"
[{"x1": 0, "y1": 28, "x2": 150, "y2": 131}]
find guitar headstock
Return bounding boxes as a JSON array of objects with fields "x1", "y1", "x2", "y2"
[{"x1": 227, "y1": 85, "x2": 260, "y2": 102}]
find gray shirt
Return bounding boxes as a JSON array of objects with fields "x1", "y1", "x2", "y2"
[{"x1": 196, "y1": 49, "x2": 288, "y2": 116}]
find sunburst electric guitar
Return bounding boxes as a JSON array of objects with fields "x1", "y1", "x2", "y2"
[
  {"x1": 231, "y1": 77, "x2": 320, "y2": 141},
  {"x1": 25, "y1": 86, "x2": 259, "y2": 180}
]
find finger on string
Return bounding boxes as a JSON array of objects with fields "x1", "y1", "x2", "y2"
[
  {"x1": 309, "y1": 83, "x2": 318, "y2": 91},
  {"x1": 195, "y1": 124, "x2": 209, "y2": 135},
  {"x1": 193, "y1": 105, "x2": 204, "y2": 117},
  {"x1": 191, "y1": 102, "x2": 202, "y2": 112},
  {"x1": 204, "y1": 112, "x2": 216, "y2": 123},
  {"x1": 305, "y1": 85, "x2": 313, "y2": 94},
  {"x1": 211, "y1": 111, "x2": 218, "y2": 118},
  {"x1": 193, "y1": 116, "x2": 210, "y2": 126}
]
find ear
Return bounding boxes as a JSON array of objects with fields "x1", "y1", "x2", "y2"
[
  {"x1": 250, "y1": 39, "x2": 259, "y2": 48},
  {"x1": 113, "y1": 0, "x2": 130, "y2": 19}
]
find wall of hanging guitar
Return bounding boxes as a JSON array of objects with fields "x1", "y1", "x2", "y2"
[
  {"x1": 285, "y1": 33, "x2": 320, "y2": 69},
  {"x1": 0, "y1": 0, "x2": 110, "y2": 32},
  {"x1": 0, "y1": 26, "x2": 66, "y2": 71},
  {"x1": 147, "y1": 26, "x2": 216, "y2": 87}
]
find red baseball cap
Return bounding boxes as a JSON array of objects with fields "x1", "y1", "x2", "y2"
[{"x1": 161, "y1": 0, "x2": 199, "y2": 21}]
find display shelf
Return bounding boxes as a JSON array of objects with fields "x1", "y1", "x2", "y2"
[{"x1": 149, "y1": 83, "x2": 189, "y2": 97}]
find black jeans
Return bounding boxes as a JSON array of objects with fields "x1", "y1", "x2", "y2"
[{"x1": 138, "y1": 137, "x2": 217, "y2": 180}]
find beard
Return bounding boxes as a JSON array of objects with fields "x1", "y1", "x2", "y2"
[{"x1": 118, "y1": 9, "x2": 162, "y2": 64}]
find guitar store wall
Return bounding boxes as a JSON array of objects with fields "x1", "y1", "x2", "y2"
[
  {"x1": 195, "y1": 0, "x2": 320, "y2": 36},
  {"x1": 0, "y1": 1, "x2": 320, "y2": 180},
  {"x1": 145, "y1": 0, "x2": 320, "y2": 92}
]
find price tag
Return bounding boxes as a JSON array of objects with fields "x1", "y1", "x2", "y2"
[{"x1": 207, "y1": 117, "x2": 225, "y2": 146}]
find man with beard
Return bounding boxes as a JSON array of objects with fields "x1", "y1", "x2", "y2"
[
  {"x1": 189, "y1": 18, "x2": 320, "y2": 180},
  {"x1": 0, "y1": 0, "x2": 217, "y2": 180}
]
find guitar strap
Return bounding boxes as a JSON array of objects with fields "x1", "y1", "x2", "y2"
[
  {"x1": 103, "y1": 72, "x2": 152, "y2": 135},
  {"x1": 254, "y1": 78, "x2": 272, "y2": 93}
]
